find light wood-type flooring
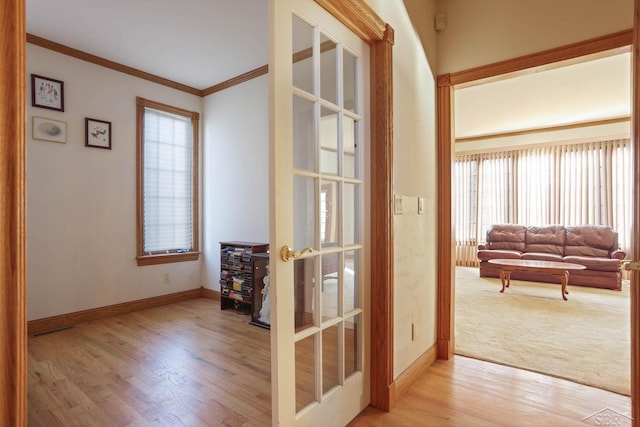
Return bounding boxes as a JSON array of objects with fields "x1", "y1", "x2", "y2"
[{"x1": 28, "y1": 298, "x2": 631, "y2": 426}]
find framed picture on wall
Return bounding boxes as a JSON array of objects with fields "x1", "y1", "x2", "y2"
[
  {"x1": 32, "y1": 116, "x2": 67, "y2": 144},
  {"x1": 85, "y1": 118, "x2": 112, "y2": 149},
  {"x1": 31, "y1": 74, "x2": 64, "y2": 112}
]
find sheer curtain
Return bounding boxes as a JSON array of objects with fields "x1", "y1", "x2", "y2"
[{"x1": 454, "y1": 139, "x2": 632, "y2": 267}]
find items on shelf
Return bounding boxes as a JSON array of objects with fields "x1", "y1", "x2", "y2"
[{"x1": 219, "y1": 241, "x2": 268, "y2": 316}]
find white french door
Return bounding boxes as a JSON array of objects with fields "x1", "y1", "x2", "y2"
[{"x1": 269, "y1": 0, "x2": 370, "y2": 425}]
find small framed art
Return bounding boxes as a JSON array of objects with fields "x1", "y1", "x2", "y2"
[
  {"x1": 32, "y1": 116, "x2": 67, "y2": 144},
  {"x1": 31, "y1": 74, "x2": 64, "y2": 112},
  {"x1": 85, "y1": 118, "x2": 112, "y2": 149}
]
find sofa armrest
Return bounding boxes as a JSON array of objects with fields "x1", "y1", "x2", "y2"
[
  {"x1": 610, "y1": 250, "x2": 626, "y2": 260},
  {"x1": 478, "y1": 243, "x2": 488, "y2": 250}
]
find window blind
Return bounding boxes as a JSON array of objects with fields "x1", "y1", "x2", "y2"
[{"x1": 143, "y1": 107, "x2": 193, "y2": 253}]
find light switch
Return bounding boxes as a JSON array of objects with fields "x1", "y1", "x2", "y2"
[
  {"x1": 394, "y1": 194, "x2": 403, "y2": 215},
  {"x1": 418, "y1": 197, "x2": 425, "y2": 214}
]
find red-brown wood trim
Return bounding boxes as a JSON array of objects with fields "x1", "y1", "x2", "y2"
[
  {"x1": 315, "y1": 0, "x2": 386, "y2": 44},
  {"x1": 369, "y1": 24, "x2": 395, "y2": 411},
  {"x1": 26, "y1": 33, "x2": 203, "y2": 96},
  {"x1": 631, "y1": 1, "x2": 640, "y2": 424},
  {"x1": 1, "y1": 1, "x2": 27, "y2": 424},
  {"x1": 27, "y1": 288, "x2": 204, "y2": 336},
  {"x1": 394, "y1": 344, "x2": 438, "y2": 398},
  {"x1": 202, "y1": 65, "x2": 269, "y2": 96},
  {"x1": 456, "y1": 116, "x2": 631, "y2": 144},
  {"x1": 449, "y1": 30, "x2": 632, "y2": 87},
  {"x1": 436, "y1": 75, "x2": 455, "y2": 360}
]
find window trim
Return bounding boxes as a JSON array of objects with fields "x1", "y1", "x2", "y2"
[{"x1": 135, "y1": 96, "x2": 200, "y2": 266}]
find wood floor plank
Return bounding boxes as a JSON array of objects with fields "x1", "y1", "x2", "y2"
[{"x1": 28, "y1": 298, "x2": 632, "y2": 426}]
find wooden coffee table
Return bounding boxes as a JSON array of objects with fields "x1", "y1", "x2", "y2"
[{"x1": 487, "y1": 259, "x2": 586, "y2": 300}]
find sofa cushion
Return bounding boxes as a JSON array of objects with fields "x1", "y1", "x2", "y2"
[
  {"x1": 565, "y1": 225, "x2": 617, "y2": 251},
  {"x1": 564, "y1": 245, "x2": 610, "y2": 258},
  {"x1": 563, "y1": 255, "x2": 621, "y2": 272},
  {"x1": 486, "y1": 224, "x2": 526, "y2": 251},
  {"x1": 524, "y1": 225, "x2": 565, "y2": 255},
  {"x1": 477, "y1": 249, "x2": 522, "y2": 261},
  {"x1": 521, "y1": 252, "x2": 563, "y2": 262}
]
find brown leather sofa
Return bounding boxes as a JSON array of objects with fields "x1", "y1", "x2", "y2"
[{"x1": 477, "y1": 224, "x2": 625, "y2": 290}]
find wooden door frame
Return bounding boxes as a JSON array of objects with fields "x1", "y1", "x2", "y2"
[
  {"x1": 1, "y1": 0, "x2": 27, "y2": 424},
  {"x1": 436, "y1": 26, "x2": 638, "y2": 424},
  {"x1": 315, "y1": 0, "x2": 396, "y2": 411}
]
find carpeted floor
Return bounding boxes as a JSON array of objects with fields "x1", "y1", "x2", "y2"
[{"x1": 454, "y1": 266, "x2": 631, "y2": 395}]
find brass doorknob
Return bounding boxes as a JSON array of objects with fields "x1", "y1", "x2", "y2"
[{"x1": 280, "y1": 245, "x2": 313, "y2": 262}]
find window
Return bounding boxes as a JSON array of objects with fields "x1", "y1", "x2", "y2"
[{"x1": 136, "y1": 97, "x2": 199, "y2": 266}]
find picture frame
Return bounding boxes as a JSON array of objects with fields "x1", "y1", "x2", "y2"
[
  {"x1": 31, "y1": 74, "x2": 64, "y2": 112},
  {"x1": 85, "y1": 118, "x2": 112, "y2": 149},
  {"x1": 32, "y1": 116, "x2": 67, "y2": 144}
]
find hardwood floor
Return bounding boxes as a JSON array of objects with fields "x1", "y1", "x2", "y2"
[{"x1": 28, "y1": 298, "x2": 631, "y2": 426}]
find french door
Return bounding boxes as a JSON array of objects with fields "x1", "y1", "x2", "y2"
[{"x1": 269, "y1": 0, "x2": 370, "y2": 425}]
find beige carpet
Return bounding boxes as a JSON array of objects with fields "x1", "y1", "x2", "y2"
[{"x1": 455, "y1": 266, "x2": 631, "y2": 395}]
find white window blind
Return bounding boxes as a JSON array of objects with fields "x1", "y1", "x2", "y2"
[{"x1": 143, "y1": 107, "x2": 193, "y2": 253}]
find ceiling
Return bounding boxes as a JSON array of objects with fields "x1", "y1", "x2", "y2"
[
  {"x1": 27, "y1": 0, "x2": 630, "y2": 138},
  {"x1": 26, "y1": 0, "x2": 268, "y2": 90}
]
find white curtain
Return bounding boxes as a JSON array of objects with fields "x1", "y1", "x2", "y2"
[{"x1": 454, "y1": 139, "x2": 632, "y2": 267}]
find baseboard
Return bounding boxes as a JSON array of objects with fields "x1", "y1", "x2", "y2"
[
  {"x1": 202, "y1": 287, "x2": 220, "y2": 300},
  {"x1": 394, "y1": 344, "x2": 438, "y2": 398},
  {"x1": 28, "y1": 288, "x2": 204, "y2": 335}
]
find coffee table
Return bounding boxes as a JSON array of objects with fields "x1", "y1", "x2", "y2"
[{"x1": 487, "y1": 259, "x2": 586, "y2": 301}]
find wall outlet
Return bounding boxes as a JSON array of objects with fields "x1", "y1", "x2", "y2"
[
  {"x1": 163, "y1": 273, "x2": 170, "y2": 283},
  {"x1": 394, "y1": 194, "x2": 403, "y2": 215},
  {"x1": 418, "y1": 197, "x2": 425, "y2": 215}
]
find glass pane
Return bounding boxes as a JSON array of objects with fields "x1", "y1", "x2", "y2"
[
  {"x1": 320, "y1": 107, "x2": 338, "y2": 175},
  {"x1": 320, "y1": 33, "x2": 337, "y2": 105},
  {"x1": 343, "y1": 116, "x2": 359, "y2": 179},
  {"x1": 294, "y1": 176, "x2": 316, "y2": 251},
  {"x1": 321, "y1": 252, "x2": 339, "y2": 321},
  {"x1": 296, "y1": 334, "x2": 316, "y2": 412},
  {"x1": 292, "y1": 15, "x2": 314, "y2": 94},
  {"x1": 320, "y1": 182, "x2": 339, "y2": 247},
  {"x1": 293, "y1": 95, "x2": 316, "y2": 171},
  {"x1": 343, "y1": 183, "x2": 359, "y2": 246},
  {"x1": 294, "y1": 257, "x2": 316, "y2": 332},
  {"x1": 322, "y1": 324, "x2": 340, "y2": 394},
  {"x1": 343, "y1": 50, "x2": 357, "y2": 112},
  {"x1": 344, "y1": 314, "x2": 360, "y2": 379},
  {"x1": 344, "y1": 250, "x2": 359, "y2": 313}
]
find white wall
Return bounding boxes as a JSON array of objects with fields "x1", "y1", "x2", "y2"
[
  {"x1": 436, "y1": 0, "x2": 633, "y2": 75},
  {"x1": 26, "y1": 44, "x2": 204, "y2": 320},
  {"x1": 369, "y1": 0, "x2": 439, "y2": 377},
  {"x1": 202, "y1": 75, "x2": 270, "y2": 291}
]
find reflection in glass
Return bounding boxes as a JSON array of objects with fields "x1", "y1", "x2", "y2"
[
  {"x1": 320, "y1": 33, "x2": 338, "y2": 105},
  {"x1": 320, "y1": 107, "x2": 339, "y2": 175},
  {"x1": 320, "y1": 182, "x2": 339, "y2": 248},
  {"x1": 322, "y1": 325, "x2": 340, "y2": 394},
  {"x1": 343, "y1": 183, "x2": 358, "y2": 246},
  {"x1": 343, "y1": 116, "x2": 359, "y2": 179},
  {"x1": 296, "y1": 334, "x2": 316, "y2": 412},
  {"x1": 293, "y1": 15, "x2": 314, "y2": 94},
  {"x1": 343, "y1": 50, "x2": 357, "y2": 112},
  {"x1": 344, "y1": 314, "x2": 360, "y2": 379},
  {"x1": 293, "y1": 176, "x2": 316, "y2": 251},
  {"x1": 293, "y1": 95, "x2": 316, "y2": 172},
  {"x1": 344, "y1": 250, "x2": 359, "y2": 313},
  {"x1": 321, "y1": 252, "x2": 339, "y2": 321},
  {"x1": 294, "y1": 257, "x2": 316, "y2": 332}
]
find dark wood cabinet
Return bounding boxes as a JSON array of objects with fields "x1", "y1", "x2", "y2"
[{"x1": 219, "y1": 241, "x2": 268, "y2": 314}]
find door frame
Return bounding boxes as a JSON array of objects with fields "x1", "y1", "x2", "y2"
[
  {"x1": 0, "y1": 0, "x2": 28, "y2": 424},
  {"x1": 1, "y1": 0, "x2": 397, "y2": 423},
  {"x1": 436, "y1": 26, "x2": 638, "y2": 423}
]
